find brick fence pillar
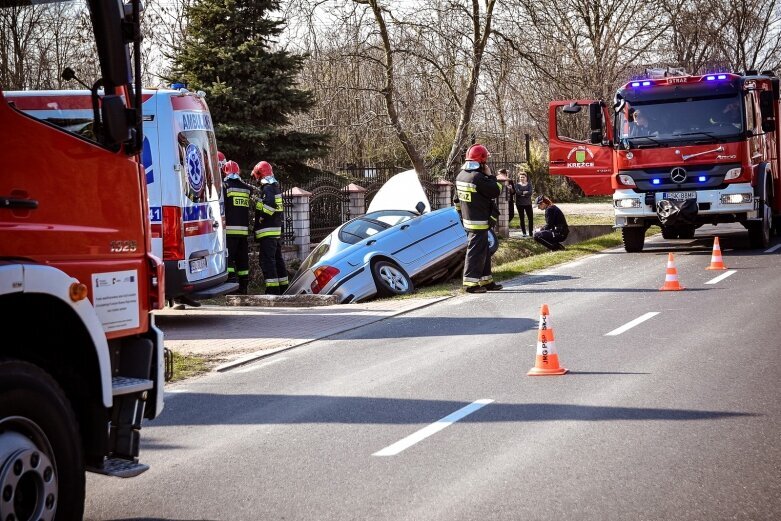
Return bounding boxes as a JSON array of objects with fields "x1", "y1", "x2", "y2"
[
  {"x1": 433, "y1": 179, "x2": 453, "y2": 209},
  {"x1": 495, "y1": 172, "x2": 510, "y2": 238},
  {"x1": 287, "y1": 187, "x2": 312, "y2": 260},
  {"x1": 343, "y1": 183, "x2": 366, "y2": 218}
]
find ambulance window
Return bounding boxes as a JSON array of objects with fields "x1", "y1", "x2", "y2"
[
  {"x1": 1, "y1": 0, "x2": 104, "y2": 146},
  {"x1": 556, "y1": 105, "x2": 593, "y2": 143},
  {"x1": 177, "y1": 131, "x2": 220, "y2": 203}
]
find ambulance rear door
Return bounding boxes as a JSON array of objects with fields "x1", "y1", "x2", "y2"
[
  {"x1": 160, "y1": 91, "x2": 227, "y2": 295},
  {"x1": 142, "y1": 92, "x2": 163, "y2": 259}
]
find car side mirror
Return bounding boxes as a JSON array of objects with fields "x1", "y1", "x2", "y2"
[
  {"x1": 562, "y1": 103, "x2": 582, "y2": 114},
  {"x1": 415, "y1": 201, "x2": 426, "y2": 215}
]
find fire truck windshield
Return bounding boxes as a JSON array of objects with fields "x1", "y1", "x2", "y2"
[{"x1": 615, "y1": 94, "x2": 744, "y2": 148}]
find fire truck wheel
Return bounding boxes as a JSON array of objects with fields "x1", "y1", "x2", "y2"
[
  {"x1": 0, "y1": 360, "x2": 85, "y2": 521},
  {"x1": 749, "y1": 188, "x2": 772, "y2": 249},
  {"x1": 678, "y1": 226, "x2": 696, "y2": 240},
  {"x1": 622, "y1": 227, "x2": 645, "y2": 252},
  {"x1": 661, "y1": 226, "x2": 679, "y2": 240}
]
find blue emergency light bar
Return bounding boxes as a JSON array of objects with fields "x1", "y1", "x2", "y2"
[{"x1": 705, "y1": 75, "x2": 728, "y2": 81}]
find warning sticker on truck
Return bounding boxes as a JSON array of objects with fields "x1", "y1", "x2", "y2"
[{"x1": 92, "y1": 270, "x2": 140, "y2": 332}]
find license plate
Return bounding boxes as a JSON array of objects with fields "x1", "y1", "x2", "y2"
[
  {"x1": 189, "y1": 258, "x2": 207, "y2": 273},
  {"x1": 662, "y1": 191, "x2": 696, "y2": 201}
]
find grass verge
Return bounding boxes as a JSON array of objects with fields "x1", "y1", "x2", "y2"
[
  {"x1": 407, "y1": 227, "x2": 659, "y2": 299},
  {"x1": 169, "y1": 351, "x2": 211, "y2": 382}
]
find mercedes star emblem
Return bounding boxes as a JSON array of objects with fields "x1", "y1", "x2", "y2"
[{"x1": 670, "y1": 167, "x2": 687, "y2": 184}]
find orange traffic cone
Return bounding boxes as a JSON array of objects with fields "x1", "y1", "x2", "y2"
[
  {"x1": 527, "y1": 304, "x2": 568, "y2": 376},
  {"x1": 705, "y1": 237, "x2": 727, "y2": 270},
  {"x1": 660, "y1": 252, "x2": 685, "y2": 291}
]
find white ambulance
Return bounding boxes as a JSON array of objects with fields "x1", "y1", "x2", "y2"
[{"x1": 7, "y1": 88, "x2": 237, "y2": 304}]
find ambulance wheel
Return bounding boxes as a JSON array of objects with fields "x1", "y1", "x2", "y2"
[
  {"x1": 487, "y1": 229, "x2": 499, "y2": 256},
  {"x1": 0, "y1": 360, "x2": 84, "y2": 521},
  {"x1": 371, "y1": 260, "x2": 413, "y2": 297},
  {"x1": 622, "y1": 227, "x2": 645, "y2": 252}
]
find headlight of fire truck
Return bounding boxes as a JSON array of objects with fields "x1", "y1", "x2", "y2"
[
  {"x1": 720, "y1": 193, "x2": 752, "y2": 204},
  {"x1": 614, "y1": 198, "x2": 641, "y2": 209},
  {"x1": 617, "y1": 174, "x2": 636, "y2": 187},
  {"x1": 724, "y1": 167, "x2": 742, "y2": 181}
]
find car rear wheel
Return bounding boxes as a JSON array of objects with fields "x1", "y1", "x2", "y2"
[{"x1": 371, "y1": 260, "x2": 413, "y2": 297}]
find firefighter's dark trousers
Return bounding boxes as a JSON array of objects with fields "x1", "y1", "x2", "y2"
[
  {"x1": 226, "y1": 235, "x2": 249, "y2": 294},
  {"x1": 259, "y1": 236, "x2": 289, "y2": 295},
  {"x1": 533, "y1": 229, "x2": 567, "y2": 251},
  {"x1": 463, "y1": 229, "x2": 493, "y2": 287}
]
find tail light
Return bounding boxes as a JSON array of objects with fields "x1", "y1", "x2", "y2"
[
  {"x1": 310, "y1": 266, "x2": 340, "y2": 294},
  {"x1": 162, "y1": 206, "x2": 184, "y2": 260},
  {"x1": 147, "y1": 253, "x2": 165, "y2": 310}
]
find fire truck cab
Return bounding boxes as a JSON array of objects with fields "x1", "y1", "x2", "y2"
[
  {"x1": 1, "y1": 0, "x2": 164, "y2": 517},
  {"x1": 549, "y1": 70, "x2": 781, "y2": 251}
]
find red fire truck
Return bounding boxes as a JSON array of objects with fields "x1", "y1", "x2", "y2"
[
  {"x1": 0, "y1": 0, "x2": 164, "y2": 517},
  {"x1": 549, "y1": 70, "x2": 781, "y2": 251}
]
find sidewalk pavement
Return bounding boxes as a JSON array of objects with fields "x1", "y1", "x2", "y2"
[{"x1": 155, "y1": 296, "x2": 450, "y2": 371}]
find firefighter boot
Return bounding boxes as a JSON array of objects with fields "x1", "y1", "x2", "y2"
[{"x1": 238, "y1": 277, "x2": 249, "y2": 296}]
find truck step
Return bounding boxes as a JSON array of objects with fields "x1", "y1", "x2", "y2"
[
  {"x1": 89, "y1": 458, "x2": 149, "y2": 478},
  {"x1": 112, "y1": 376, "x2": 153, "y2": 396}
]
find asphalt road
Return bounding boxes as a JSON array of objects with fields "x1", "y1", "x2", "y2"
[{"x1": 85, "y1": 224, "x2": 781, "y2": 521}]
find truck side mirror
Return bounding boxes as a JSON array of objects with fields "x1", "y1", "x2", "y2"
[
  {"x1": 759, "y1": 90, "x2": 776, "y2": 133},
  {"x1": 562, "y1": 103, "x2": 582, "y2": 114},
  {"x1": 101, "y1": 95, "x2": 131, "y2": 145},
  {"x1": 589, "y1": 101, "x2": 604, "y2": 144}
]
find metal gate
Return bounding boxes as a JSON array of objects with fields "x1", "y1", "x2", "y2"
[{"x1": 304, "y1": 174, "x2": 351, "y2": 243}]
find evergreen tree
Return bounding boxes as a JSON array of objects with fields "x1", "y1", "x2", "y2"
[{"x1": 170, "y1": 0, "x2": 329, "y2": 179}]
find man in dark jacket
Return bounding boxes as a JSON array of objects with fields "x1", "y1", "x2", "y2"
[
  {"x1": 533, "y1": 195, "x2": 569, "y2": 251},
  {"x1": 252, "y1": 161, "x2": 288, "y2": 295},
  {"x1": 454, "y1": 144, "x2": 503, "y2": 293},
  {"x1": 222, "y1": 160, "x2": 252, "y2": 294}
]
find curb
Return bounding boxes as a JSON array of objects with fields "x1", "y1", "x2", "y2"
[{"x1": 213, "y1": 295, "x2": 453, "y2": 372}]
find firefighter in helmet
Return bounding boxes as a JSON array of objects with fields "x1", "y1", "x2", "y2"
[
  {"x1": 222, "y1": 160, "x2": 252, "y2": 294},
  {"x1": 252, "y1": 161, "x2": 288, "y2": 295},
  {"x1": 454, "y1": 144, "x2": 503, "y2": 293}
]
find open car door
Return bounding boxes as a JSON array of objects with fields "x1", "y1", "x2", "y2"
[{"x1": 548, "y1": 100, "x2": 614, "y2": 196}]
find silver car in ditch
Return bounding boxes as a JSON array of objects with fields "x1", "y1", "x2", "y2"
[{"x1": 285, "y1": 170, "x2": 496, "y2": 303}]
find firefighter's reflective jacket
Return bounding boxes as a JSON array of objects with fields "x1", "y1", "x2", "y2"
[
  {"x1": 254, "y1": 181, "x2": 284, "y2": 239},
  {"x1": 222, "y1": 174, "x2": 253, "y2": 236},
  {"x1": 454, "y1": 168, "x2": 502, "y2": 231}
]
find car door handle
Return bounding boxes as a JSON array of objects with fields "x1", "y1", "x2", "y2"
[
  {"x1": 400, "y1": 225, "x2": 410, "y2": 230},
  {"x1": 366, "y1": 240, "x2": 376, "y2": 246},
  {"x1": 1, "y1": 196, "x2": 38, "y2": 209}
]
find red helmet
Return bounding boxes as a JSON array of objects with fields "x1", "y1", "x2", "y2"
[
  {"x1": 252, "y1": 161, "x2": 273, "y2": 179},
  {"x1": 217, "y1": 151, "x2": 226, "y2": 168},
  {"x1": 465, "y1": 144, "x2": 490, "y2": 163},
  {"x1": 223, "y1": 160, "x2": 240, "y2": 175}
]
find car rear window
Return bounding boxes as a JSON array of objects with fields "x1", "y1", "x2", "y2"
[{"x1": 339, "y1": 218, "x2": 390, "y2": 245}]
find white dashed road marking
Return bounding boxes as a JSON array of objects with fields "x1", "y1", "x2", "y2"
[
  {"x1": 373, "y1": 399, "x2": 494, "y2": 457},
  {"x1": 235, "y1": 357, "x2": 288, "y2": 374},
  {"x1": 705, "y1": 270, "x2": 736, "y2": 285},
  {"x1": 605, "y1": 312, "x2": 660, "y2": 336},
  {"x1": 765, "y1": 244, "x2": 781, "y2": 253}
]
